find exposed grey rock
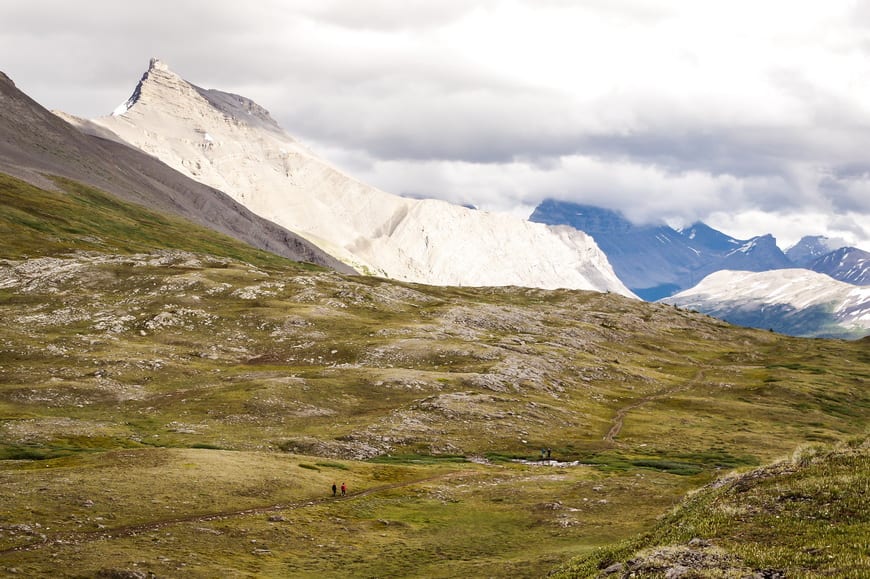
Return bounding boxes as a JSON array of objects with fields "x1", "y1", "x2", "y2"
[{"x1": 95, "y1": 570, "x2": 149, "y2": 579}]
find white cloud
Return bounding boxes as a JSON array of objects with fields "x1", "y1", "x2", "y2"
[{"x1": 0, "y1": 0, "x2": 868, "y2": 250}]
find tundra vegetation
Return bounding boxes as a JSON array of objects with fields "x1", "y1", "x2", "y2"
[{"x1": 1, "y1": 174, "x2": 868, "y2": 577}]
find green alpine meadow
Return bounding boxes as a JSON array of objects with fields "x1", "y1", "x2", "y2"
[{"x1": 0, "y1": 174, "x2": 867, "y2": 577}]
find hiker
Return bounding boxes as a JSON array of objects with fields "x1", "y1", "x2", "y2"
[
  {"x1": 332, "y1": 482, "x2": 337, "y2": 497},
  {"x1": 547, "y1": 448, "x2": 551, "y2": 460},
  {"x1": 341, "y1": 482, "x2": 347, "y2": 496},
  {"x1": 541, "y1": 448, "x2": 546, "y2": 461}
]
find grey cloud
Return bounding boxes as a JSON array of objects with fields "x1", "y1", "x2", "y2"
[
  {"x1": 829, "y1": 214, "x2": 870, "y2": 241},
  {"x1": 296, "y1": 0, "x2": 499, "y2": 31},
  {"x1": 1, "y1": 0, "x2": 868, "y2": 249},
  {"x1": 819, "y1": 170, "x2": 870, "y2": 213}
]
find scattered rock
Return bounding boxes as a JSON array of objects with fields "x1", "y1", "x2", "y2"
[
  {"x1": 95, "y1": 570, "x2": 149, "y2": 579},
  {"x1": 665, "y1": 564, "x2": 690, "y2": 578},
  {"x1": 597, "y1": 543, "x2": 763, "y2": 578}
]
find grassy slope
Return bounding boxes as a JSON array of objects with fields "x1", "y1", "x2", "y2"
[
  {"x1": 552, "y1": 436, "x2": 870, "y2": 578},
  {"x1": 0, "y1": 173, "x2": 302, "y2": 268},
  {"x1": 1, "y1": 173, "x2": 868, "y2": 577}
]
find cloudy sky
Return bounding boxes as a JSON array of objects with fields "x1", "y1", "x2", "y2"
[{"x1": 2, "y1": 0, "x2": 869, "y2": 250}]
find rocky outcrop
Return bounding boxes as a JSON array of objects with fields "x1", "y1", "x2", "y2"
[{"x1": 595, "y1": 539, "x2": 784, "y2": 578}]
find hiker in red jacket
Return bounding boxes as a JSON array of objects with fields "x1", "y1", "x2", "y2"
[{"x1": 341, "y1": 482, "x2": 347, "y2": 496}]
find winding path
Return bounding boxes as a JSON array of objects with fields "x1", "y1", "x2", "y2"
[
  {"x1": 1, "y1": 469, "x2": 474, "y2": 555},
  {"x1": 604, "y1": 370, "x2": 706, "y2": 444}
]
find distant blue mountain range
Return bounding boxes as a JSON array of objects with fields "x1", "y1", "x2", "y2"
[{"x1": 530, "y1": 200, "x2": 868, "y2": 299}]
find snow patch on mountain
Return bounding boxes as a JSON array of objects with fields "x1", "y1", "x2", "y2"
[
  {"x1": 808, "y1": 246, "x2": 870, "y2": 286},
  {"x1": 661, "y1": 269, "x2": 870, "y2": 338},
  {"x1": 91, "y1": 60, "x2": 633, "y2": 295},
  {"x1": 728, "y1": 239, "x2": 758, "y2": 256}
]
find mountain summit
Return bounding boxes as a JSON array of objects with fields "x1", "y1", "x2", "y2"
[
  {"x1": 114, "y1": 59, "x2": 282, "y2": 134},
  {"x1": 0, "y1": 67, "x2": 350, "y2": 271},
  {"x1": 92, "y1": 60, "x2": 633, "y2": 295},
  {"x1": 112, "y1": 58, "x2": 173, "y2": 116}
]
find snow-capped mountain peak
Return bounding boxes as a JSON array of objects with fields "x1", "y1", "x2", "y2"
[
  {"x1": 92, "y1": 60, "x2": 634, "y2": 296},
  {"x1": 785, "y1": 235, "x2": 847, "y2": 267}
]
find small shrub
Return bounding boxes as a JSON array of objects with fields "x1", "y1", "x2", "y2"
[
  {"x1": 631, "y1": 459, "x2": 702, "y2": 476},
  {"x1": 315, "y1": 461, "x2": 350, "y2": 471},
  {"x1": 190, "y1": 443, "x2": 224, "y2": 450}
]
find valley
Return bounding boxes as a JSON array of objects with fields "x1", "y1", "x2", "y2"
[{"x1": 1, "y1": 175, "x2": 868, "y2": 577}]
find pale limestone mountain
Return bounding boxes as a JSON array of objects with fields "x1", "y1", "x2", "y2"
[
  {"x1": 90, "y1": 59, "x2": 634, "y2": 296},
  {"x1": 0, "y1": 69, "x2": 352, "y2": 272}
]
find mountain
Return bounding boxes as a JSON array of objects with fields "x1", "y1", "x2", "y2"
[
  {"x1": 784, "y1": 236, "x2": 869, "y2": 285},
  {"x1": 529, "y1": 200, "x2": 792, "y2": 300},
  {"x1": 86, "y1": 59, "x2": 633, "y2": 296},
  {"x1": 714, "y1": 234, "x2": 795, "y2": 282},
  {"x1": 785, "y1": 235, "x2": 845, "y2": 267},
  {"x1": 2, "y1": 61, "x2": 868, "y2": 579},
  {"x1": 808, "y1": 246, "x2": 870, "y2": 285},
  {"x1": 0, "y1": 70, "x2": 351, "y2": 272},
  {"x1": 660, "y1": 269, "x2": 870, "y2": 338}
]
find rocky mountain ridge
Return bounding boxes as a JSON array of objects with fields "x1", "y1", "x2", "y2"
[
  {"x1": 530, "y1": 201, "x2": 870, "y2": 298},
  {"x1": 807, "y1": 246, "x2": 870, "y2": 285},
  {"x1": 785, "y1": 235, "x2": 845, "y2": 266},
  {"x1": 785, "y1": 236, "x2": 870, "y2": 285},
  {"x1": 0, "y1": 67, "x2": 350, "y2": 272},
  {"x1": 89, "y1": 59, "x2": 633, "y2": 295},
  {"x1": 529, "y1": 200, "x2": 793, "y2": 300}
]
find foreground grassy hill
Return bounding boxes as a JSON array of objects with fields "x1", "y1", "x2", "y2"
[
  {"x1": 1, "y1": 173, "x2": 868, "y2": 577},
  {"x1": 553, "y1": 436, "x2": 870, "y2": 578}
]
